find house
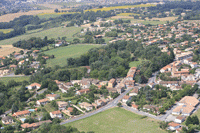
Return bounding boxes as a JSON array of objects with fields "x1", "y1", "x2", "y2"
[
  {"x1": 27, "y1": 83, "x2": 41, "y2": 90},
  {"x1": 108, "y1": 78, "x2": 116, "y2": 88},
  {"x1": 132, "y1": 104, "x2": 139, "y2": 110},
  {"x1": 12, "y1": 110, "x2": 31, "y2": 118},
  {"x1": 160, "y1": 65, "x2": 171, "y2": 73},
  {"x1": 55, "y1": 41, "x2": 62, "y2": 47},
  {"x1": 129, "y1": 88, "x2": 139, "y2": 96},
  {"x1": 2, "y1": 116, "x2": 14, "y2": 125},
  {"x1": 18, "y1": 60, "x2": 25, "y2": 65},
  {"x1": 9, "y1": 65, "x2": 17, "y2": 70},
  {"x1": 79, "y1": 102, "x2": 93, "y2": 111},
  {"x1": 159, "y1": 81, "x2": 179, "y2": 87},
  {"x1": 190, "y1": 62, "x2": 198, "y2": 68},
  {"x1": 36, "y1": 98, "x2": 49, "y2": 106},
  {"x1": 168, "y1": 122, "x2": 181, "y2": 131},
  {"x1": 58, "y1": 84, "x2": 68, "y2": 93},
  {"x1": 95, "y1": 99, "x2": 106, "y2": 107},
  {"x1": 178, "y1": 96, "x2": 199, "y2": 107},
  {"x1": 174, "y1": 116, "x2": 185, "y2": 124},
  {"x1": 50, "y1": 110, "x2": 62, "y2": 118},
  {"x1": 172, "y1": 104, "x2": 195, "y2": 116},
  {"x1": 122, "y1": 95, "x2": 131, "y2": 103},
  {"x1": 76, "y1": 89, "x2": 90, "y2": 95},
  {"x1": 46, "y1": 94, "x2": 60, "y2": 101},
  {"x1": 57, "y1": 101, "x2": 69, "y2": 110},
  {"x1": 61, "y1": 107, "x2": 73, "y2": 116},
  {"x1": 116, "y1": 85, "x2": 125, "y2": 94},
  {"x1": 143, "y1": 105, "x2": 160, "y2": 114},
  {"x1": 21, "y1": 120, "x2": 52, "y2": 129}
]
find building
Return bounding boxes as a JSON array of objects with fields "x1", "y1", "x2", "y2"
[
  {"x1": 12, "y1": 110, "x2": 31, "y2": 118},
  {"x1": 46, "y1": 94, "x2": 60, "y2": 101},
  {"x1": 27, "y1": 83, "x2": 41, "y2": 90},
  {"x1": 76, "y1": 89, "x2": 90, "y2": 95},
  {"x1": 160, "y1": 65, "x2": 171, "y2": 73},
  {"x1": 79, "y1": 102, "x2": 93, "y2": 111},
  {"x1": 95, "y1": 99, "x2": 106, "y2": 108},
  {"x1": 129, "y1": 88, "x2": 139, "y2": 96},
  {"x1": 122, "y1": 95, "x2": 131, "y2": 103},
  {"x1": 57, "y1": 101, "x2": 69, "y2": 110},
  {"x1": 178, "y1": 96, "x2": 199, "y2": 107},
  {"x1": 2, "y1": 116, "x2": 14, "y2": 125},
  {"x1": 21, "y1": 120, "x2": 52, "y2": 129},
  {"x1": 50, "y1": 110, "x2": 62, "y2": 118},
  {"x1": 168, "y1": 122, "x2": 181, "y2": 131},
  {"x1": 172, "y1": 104, "x2": 195, "y2": 116},
  {"x1": 36, "y1": 98, "x2": 49, "y2": 106},
  {"x1": 108, "y1": 78, "x2": 116, "y2": 88},
  {"x1": 174, "y1": 116, "x2": 185, "y2": 124}
]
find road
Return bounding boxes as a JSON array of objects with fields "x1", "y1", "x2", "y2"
[
  {"x1": 60, "y1": 71, "x2": 159, "y2": 125},
  {"x1": 60, "y1": 87, "x2": 132, "y2": 125}
]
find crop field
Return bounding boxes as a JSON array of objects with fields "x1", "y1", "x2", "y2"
[
  {"x1": 0, "y1": 76, "x2": 29, "y2": 85},
  {"x1": 43, "y1": 44, "x2": 101, "y2": 67},
  {"x1": 37, "y1": 12, "x2": 79, "y2": 19},
  {"x1": 65, "y1": 107, "x2": 166, "y2": 133},
  {"x1": 0, "y1": 26, "x2": 82, "y2": 46},
  {"x1": 85, "y1": 4, "x2": 156, "y2": 12},
  {"x1": 37, "y1": 3, "x2": 63, "y2": 9},
  {"x1": 0, "y1": 45, "x2": 23, "y2": 56},
  {"x1": 0, "y1": 29, "x2": 13, "y2": 34},
  {"x1": 117, "y1": 13, "x2": 140, "y2": 16}
]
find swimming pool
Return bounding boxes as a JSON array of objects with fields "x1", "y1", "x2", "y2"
[
  {"x1": 20, "y1": 118, "x2": 26, "y2": 122},
  {"x1": 28, "y1": 109, "x2": 35, "y2": 112}
]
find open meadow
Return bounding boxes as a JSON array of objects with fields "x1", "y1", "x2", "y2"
[
  {"x1": 65, "y1": 107, "x2": 166, "y2": 133},
  {"x1": 43, "y1": 44, "x2": 101, "y2": 67},
  {"x1": 85, "y1": 4, "x2": 156, "y2": 12},
  {"x1": 0, "y1": 76, "x2": 29, "y2": 85},
  {"x1": 37, "y1": 12, "x2": 78, "y2": 19},
  {"x1": 0, "y1": 26, "x2": 82, "y2": 46}
]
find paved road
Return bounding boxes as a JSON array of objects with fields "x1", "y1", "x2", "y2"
[{"x1": 60, "y1": 87, "x2": 132, "y2": 125}]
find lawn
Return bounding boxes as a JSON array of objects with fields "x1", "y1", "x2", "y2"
[
  {"x1": 43, "y1": 44, "x2": 101, "y2": 67},
  {"x1": 85, "y1": 4, "x2": 156, "y2": 12},
  {"x1": 0, "y1": 26, "x2": 82, "y2": 45},
  {"x1": 129, "y1": 59, "x2": 147, "y2": 67},
  {"x1": 65, "y1": 107, "x2": 166, "y2": 133},
  {"x1": 0, "y1": 76, "x2": 29, "y2": 85}
]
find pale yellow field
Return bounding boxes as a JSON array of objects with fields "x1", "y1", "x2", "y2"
[
  {"x1": 111, "y1": 15, "x2": 135, "y2": 19},
  {"x1": 0, "y1": 45, "x2": 23, "y2": 56},
  {"x1": 85, "y1": 4, "x2": 156, "y2": 12},
  {"x1": 38, "y1": 3, "x2": 63, "y2": 9},
  {"x1": 149, "y1": 17, "x2": 178, "y2": 21}
]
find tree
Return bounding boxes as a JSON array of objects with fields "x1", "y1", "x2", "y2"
[
  {"x1": 54, "y1": 8, "x2": 59, "y2": 13},
  {"x1": 186, "y1": 116, "x2": 192, "y2": 126},
  {"x1": 117, "y1": 102, "x2": 122, "y2": 107},
  {"x1": 41, "y1": 112, "x2": 51, "y2": 120}
]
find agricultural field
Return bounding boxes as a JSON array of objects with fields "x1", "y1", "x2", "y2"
[
  {"x1": 85, "y1": 4, "x2": 156, "y2": 12},
  {"x1": 0, "y1": 29, "x2": 13, "y2": 34},
  {"x1": 117, "y1": 13, "x2": 140, "y2": 16},
  {"x1": 37, "y1": 12, "x2": 78, "y2": 19},
  {"x1": 0, "y1": 76, "x2": 29, "y2": 85},
  {"x1": 0, "y1": 45, "x2": 23, "y2": 56},
  {"x1": 43, "y1": 44, "x2": 101, "y2": 67},
  {"x1": 37, "y1": 3, "x2": 63, "y2": 9},
  {"x1": 65, "y1": 107, "x2": 166, "y2": 133},
  {"x1": 0, "y1": 26, "x2": 82, "y2": 46}
]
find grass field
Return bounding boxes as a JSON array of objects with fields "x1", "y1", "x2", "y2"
[
  {"x1": 0, "y1": 29, "x2": 13, "y2": 34},
  {"x1": 0, "y1": 76, "x2": 29, "y2": 84},
  {"x1": 0, "y1": 45, "x2": 23, "y2": 56},
  {"x1": 129, "y1": 59, "x2": 147, "y2": 67},
  {"x1": 37, "y1": 12, "x2": 79, "y2": 19},
  {"x1": 43, "y1": 44, "x2": 101, "y2": 67},
  {"x1": 85, "y1": 4, "x2": 156, "y2": 12},
  {"x1": 65, "y1": 107, "x2": 166, "y2": 133},
  {"x1": 0, "y1": 26, "x2": 82, "y2": 45}
]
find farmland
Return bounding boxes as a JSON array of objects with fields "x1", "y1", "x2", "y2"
[
  {"x1": 85, "y1": 4, "x2": 156, "y2": 12},
  {"x1": 65, "y1": 107, "x2": 166, "y2": 133},
  {"x1": 37, "y1": 12, "x2": 79, "y2": 19},
  {"x1": 0, "y1": 26, "x2": 82, "y2": 46},
  {"x1": 117, "y1": 13, "x2": 140, "y2": 16},
  {"x1": 43, "y1": 44, "x2": 101, "y2": 67},
  {"x1": 0, "y1": 45, "x2": 23, "y2": 56}
]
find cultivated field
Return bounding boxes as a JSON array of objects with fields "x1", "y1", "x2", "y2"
[
  {"x1": 43, "y1": 44, "x2": 101, "y2": 67},
  {"x1": 0, "y1": 76, "x2": 29, "y2": 84},
  {"x1": 85, "y1": 4, "x2": 156, "y2": 12},
  {"x1": 38, "y1": 3, "x2": 63, "y2": 9},
  {"x1": 65, "y1": 107, "x2": 166, "y2": 133},
  {"x1": 117, "y1": 13, "x2": 140, "y2": 16},
  {"x1": 0, "y1": 45, "x2": 22, "y2": 56},
  {"x1": 0, "y1": 26, "x2": 82, "y2": 46}
]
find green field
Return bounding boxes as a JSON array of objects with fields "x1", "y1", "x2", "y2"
[
  {"x1": 43, "y1": 44, "x2": 101, "y2": 67},
  {"x1": 0, "y1": 26, "x2": 82, "y2": 45},
  {"x1": 129, "y1": 59, "x2": 147, "y2": 67},
  {"x1": 65, "y1": 107, "x2": 166, "y2": 133},
  {"x1": 0, "y1": 76, "x2": 29, "y2": 84},
  {"x1": 37, "y1": 12, "x2": 79, "y2": 19},
  {"x1": 0, "y1": 29, "x2": 13, "y2": 34}
]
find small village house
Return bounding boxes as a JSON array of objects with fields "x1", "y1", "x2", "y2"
[
  {"x1": 50, "y1": 110, "x2": 62, "y2": 118},
  {"x1": 46, "y1": 94, "x2": 60, "y2": 101},
  {"x1": 27, "y1": 83, "x2": 41, "y2": 90}
]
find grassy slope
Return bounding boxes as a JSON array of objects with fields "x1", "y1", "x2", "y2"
[
  {"x1": 0, "y1": 26, "x2": 82, "y2": 45},
  {"x1": 43, "y1": 44, "x2": 101, "y2": 67},
  {"x1": 65, "y1": 107, "x2": 166, "y2": 133},
  {"x1": 0, "y1": 76, "x2": 29, "y2": 84},
  {"x1": 129, "y1": 59, "x2": 147, "y2": 67}
]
